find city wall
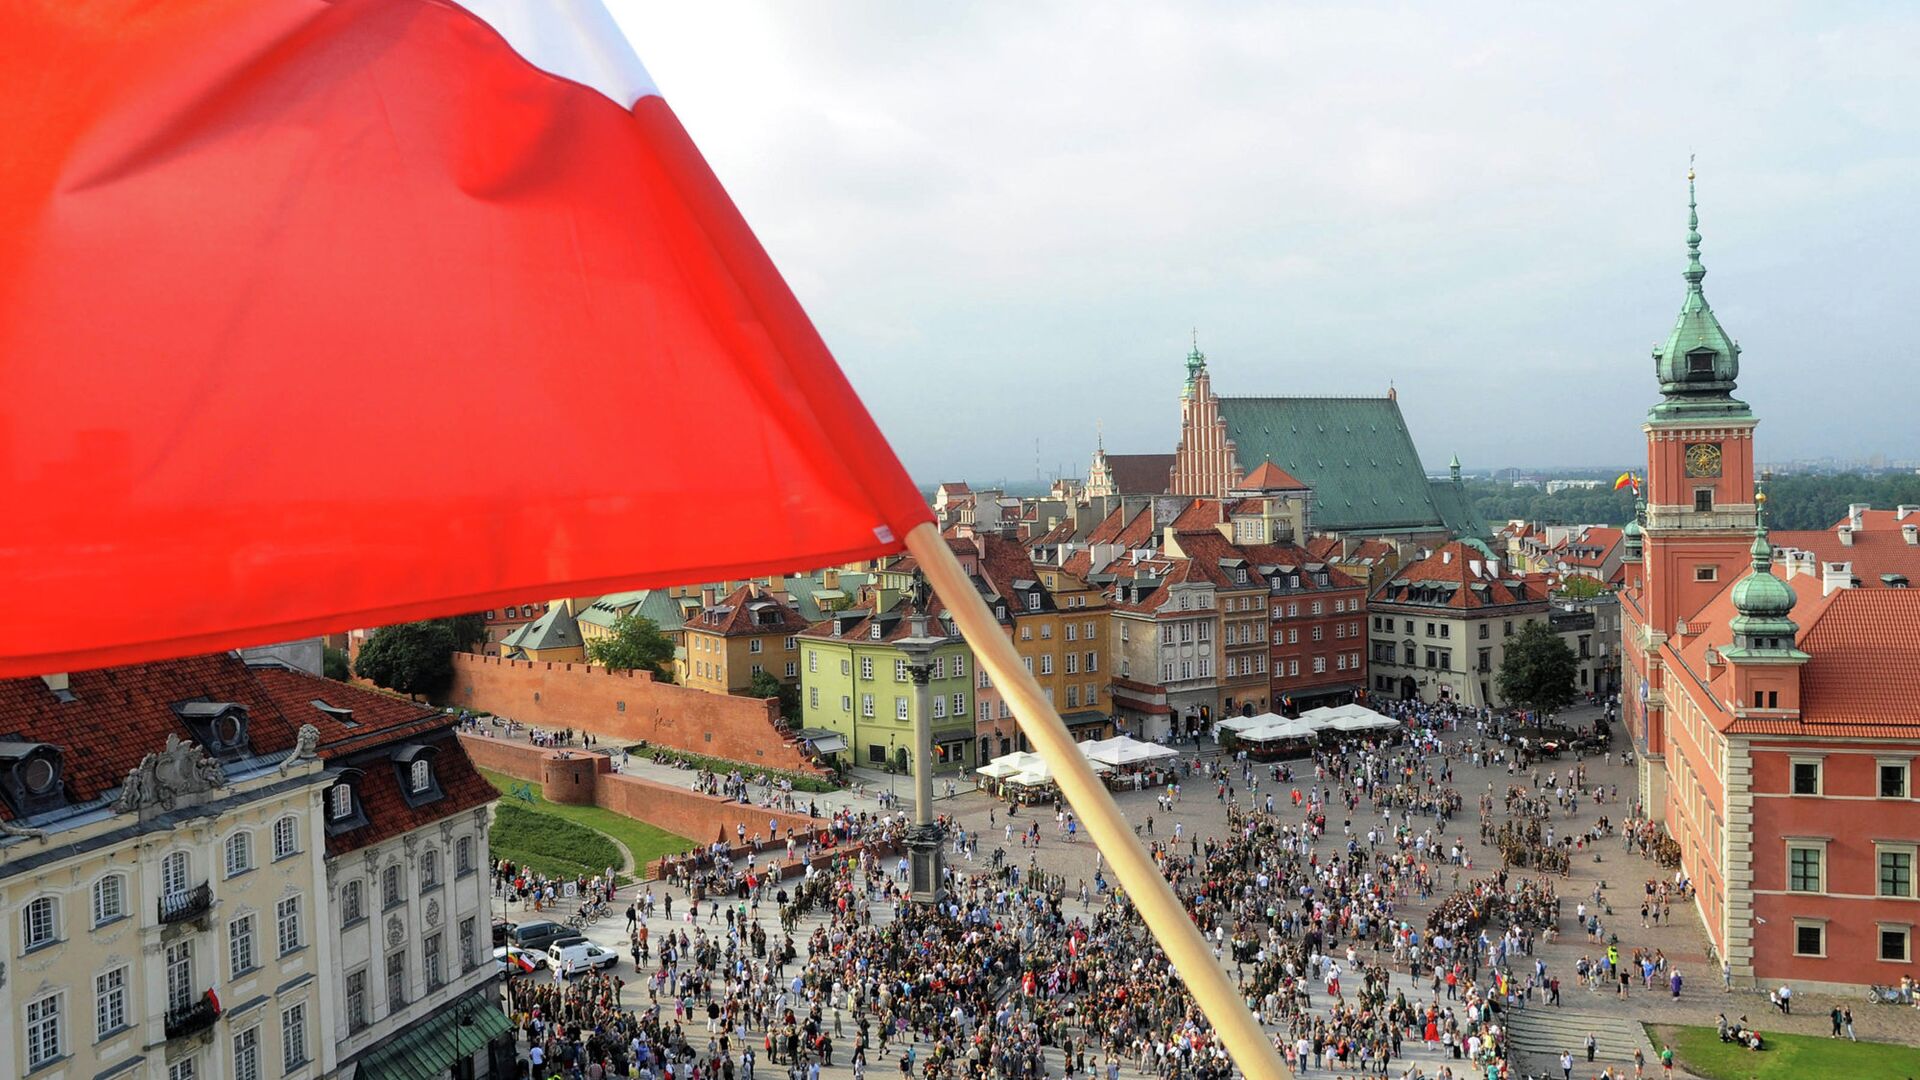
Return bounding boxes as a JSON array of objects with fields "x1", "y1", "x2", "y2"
[{"x1": 440, "y1": 653, "x2": 819, "y2": 773}]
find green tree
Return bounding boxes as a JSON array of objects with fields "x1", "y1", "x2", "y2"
[
  {"x1": 1556, "y1": 575, "x2": 1605, "y2": 600},
  {"x1": 353, "y1": 620, "x2": 458, "y2": 698},
  {"x1": 1496, "y1": 621, "x2": 1579, "y2": 717},
  {"x1": 322, "y1": 646, "x2": 351, "y2": 681},
  {"x1": 746, "y1": 669, "x2": 801, "y2": 722},
  {"x1": 586, "y1": 613, "x2": 675, "y2": 679},
  {"x1": 439, "y1": 613, "x2": 489, "y2": 654}
]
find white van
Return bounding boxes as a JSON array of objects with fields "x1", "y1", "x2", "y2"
[{"x1": 545, "y1": 941, "x2": 618, "y2": 974}]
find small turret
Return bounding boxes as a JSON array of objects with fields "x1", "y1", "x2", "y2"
[
  {"x1": 1649, "y1": 164, "x2": 1750, "y2": 421},
  {"x1": 1728, "y1": 487, "x2": 1800, "y2": 651}
]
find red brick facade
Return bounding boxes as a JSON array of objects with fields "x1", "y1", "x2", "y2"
[{"x1": 440, "y1": 653, "x2": 818, "y2": 772}]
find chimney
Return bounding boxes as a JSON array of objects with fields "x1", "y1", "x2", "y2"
[
  {"x1": 1849, "y1": 503, "x2": 1869, "y2": 529},
  {"x1": 1468, "y1": 559, "x2": 1482, "y2": 579},
  {"x1": 822, "y1": 567, "x2": 840, "y2": 589},
  {"x1": 1822, "y1": 561, "x2": 1854, "y2": 596},
  {"x1": 1837, "y1": 526, "x2": 1854, "y2": 547},
  {"x1": 1442, "y1": 549, "x2": 1452, "y2": 565},
  {"x1": 1904, "y1": 524, "x2": 1918, "y2": 546},
  {"x1": 1898, "y1": 505, "x2": 1920, "y2": 522},
  {"x1": 40, "y1": 673, "x2": 74, "y2": 702},
  {"x1": 700, "y1": 586, "x2": 717, "y2": 608}
]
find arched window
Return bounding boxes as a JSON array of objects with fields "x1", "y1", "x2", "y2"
[
  {"x1": 342, "y1": 879, "x2": 365, "y2": 922},
  {"x1": 329, "y1": 784, "x2": 354, "y2": 820},
  {"x1": 409, "y1": 759, "x2": 431, "y2": 794},
  {"x1": 161, "y1": 850, "x2": 190, "y2": 899},
  {"x1": 23, "y1": 895, "x2": 59, "y2": 949},
  {"x1": 382, "y1": 864, "x2": 402, "y2": 908},
  {"x1": 456, "y1": 836, "x2": 473, "y2": 874},
  {"x1": 420, "y1": 848, "x2": 439, "y2": 890},
  {"x1": 92, "y1": 874, "x2": 128, "y2": 925},
  {"x1": 225, "y1": 831, "x2": 254, "y2": 877},
  {"x1": 272, "y1": 816, "x2": 298, "y2": 859}
]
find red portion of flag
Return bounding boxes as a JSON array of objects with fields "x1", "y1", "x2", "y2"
[{"x1": 0, "y1": 1, "x2": 929, "y2": 676}]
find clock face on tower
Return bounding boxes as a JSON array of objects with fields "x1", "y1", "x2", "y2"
[{"x1": 1684, "y1": 442, "x2": 1722, "y2": 478}]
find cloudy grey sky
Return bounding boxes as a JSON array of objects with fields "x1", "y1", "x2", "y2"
[{"x1": 610, "y1": 2, "x2": 1919, "y2": 485}]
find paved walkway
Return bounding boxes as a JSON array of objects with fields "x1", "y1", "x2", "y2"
[{"x1": 489, "y1": 705, "x2": 1920, "y2": 1079}]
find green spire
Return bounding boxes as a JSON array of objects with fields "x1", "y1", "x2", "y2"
[
  {"x1": 1648, "y1": 163, "x2": 1750, "y2": 422},
  {"x1": 1183, "y1": 328, "x2": 1207, "y2": 398},
  {"x1": 1623, "y1": 494, "x2": 1644, "y2": 560},
  {"x1": 1730, "y1": 482, "x2": 1797, "y2": 635}
]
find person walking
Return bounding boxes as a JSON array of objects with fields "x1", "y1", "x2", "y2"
[
  {"x1": 1843, "y1": 1006, "x2": 1857, "y2": 1042},
  {"x1": 1585, "y1": 1032, "x2": 1597, "y2": 1062},
  {"x1": 1560, "y1": 1049, "x2": 1574, "y2": 1080}
]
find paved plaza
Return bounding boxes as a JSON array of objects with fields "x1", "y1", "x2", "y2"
[{"x1": 498, "y1": 706, "x2": 1920, "y2": 1079}]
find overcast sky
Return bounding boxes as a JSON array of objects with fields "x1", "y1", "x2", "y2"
[{"x1": 610, "y1": 2, "x2": 1919, "y2": 485}]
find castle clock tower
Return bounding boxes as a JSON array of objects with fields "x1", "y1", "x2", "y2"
[{"x1": 1624, "y1": 169, "x2": 1760, "y2": 816}]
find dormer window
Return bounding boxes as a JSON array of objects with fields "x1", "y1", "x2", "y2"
[
  {"x1": 1686, "y1": 349, "x2": 1715, "y2": 376},
  {"x1": 330, "y1": 784, "x2": 353, "y2": 819},
  {"x1": 310, "y1": 700, "x2": 355, "y2": 727},
  {"x1": 172, "y1": 701, "x2": 252, "y2": 760},
  {"x1": 391, "y1": 746, "x2": 444, "y2": 808},
  {"x1": 323, "y1": 769, "x2": 369, "y2": 834},
  {"x1": 0, "y1": 740, "x2": 66, "y2": 819}
]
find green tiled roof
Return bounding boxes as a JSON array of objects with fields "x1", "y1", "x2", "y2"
[
  {"x1": 501, "y1": 602, "x2": 580, "y2": 651},
  {"x1": 351, "y1": 992, "x2": 511, "y2": 1080},
  {"x1": 1217, "y1": 396, "x2": 1447, "y2": 533},
  {"x1": 577, "y1": 589, "x2": 685, "y2": 633},
  {"x1": 1428, "y1": 478, "x2": 1488, "y2": 539}
]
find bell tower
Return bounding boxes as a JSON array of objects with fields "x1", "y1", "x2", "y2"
[{"x1": 1641, "y1": 168, "x2": 1760, "y2": 639}]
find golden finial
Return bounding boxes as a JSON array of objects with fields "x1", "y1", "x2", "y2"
[{"x1": 1687, "y1": 152, "x2": 1695, "y2": 183}]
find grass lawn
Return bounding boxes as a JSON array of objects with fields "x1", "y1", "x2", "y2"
[
  {"x1": 1648, "y1": 1023, "x2": 1920, "y2": 1080},
  {"x1": 480, "y1": 769, "x2": 694, "y2": 875}
]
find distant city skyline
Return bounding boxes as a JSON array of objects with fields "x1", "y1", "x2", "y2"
[{"x1": 613, "y1": 3, "x2": 1920, "y2": 482}]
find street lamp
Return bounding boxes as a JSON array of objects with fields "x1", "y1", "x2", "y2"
[
  {"x1": 896, "y1": 613, "x2": 947, "y2": 905},
  {"x1": 887, "y1": 733, "x2": 897, "y2": 802},
  {"x1": 447, "y1": 1000, "x2": 476, "y2": 1080}
]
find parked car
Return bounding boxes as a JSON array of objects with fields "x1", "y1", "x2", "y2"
[
  {"x1": 492, "y1": 918, "x2": 514, "y2": 948},
  {"x1": 510, "y1": 920, "x2": 583, "y2": 954},
  {"x1": 546, "y1": 940, "x2": 618, "y2": 974},
  {"x1": 494, "y1": 944, "x2": 548, "y2": 973}
]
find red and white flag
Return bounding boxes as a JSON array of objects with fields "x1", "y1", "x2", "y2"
[{"x1": 0, "y1": 0, "x2": 931, "y2": 675}]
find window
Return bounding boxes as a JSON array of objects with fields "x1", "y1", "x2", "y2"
[
  {"x1": 273, "y1": 817, "x2": 298, "y2": 859},
  {"x1": 276, "y1": 896, "x2": 301, "y2": 955},
  {"x1": 1879, "y1": 847, "x2": 1915, "y2": 899},
  {"x1": 868, "y1": 744, "x2": 886, "y2": 765},
  {"x1": 329, "y1": 784, "x2": 353, "y2": 821},
  {"x1": 861, "y1": 693, "x2": 874, "y2": 718},
  {"x1": 807, "y1": 651, "x2": 818, "y2": 673},
  {"x1": 952, "y1": 692, "x2": 966, "y2": 716},
  {"x1": 1791, "y1": 759, "x2": 1822, "y2": 796},
  {"x1": 456, "y1": 836, "x2": 474, "y2": 875},
  {"x1": 1793, "y1": 921, "x2": 1825, "y2": 957},
  {"x1": 234, "y1": 1028, "x2": 261, "y2": 1080},
  {"x1": 1312, "y1": 657, "x2": 1326, "y2": 674},
  {"x1": 162, "y1": 850, "x2": 191, "y2": 899},
  {"x1": 1694, "y1": 489, "x2": 1714, "y2": 513},
  {"x1": 170, "y1": 1058, "x2": 196, "y2": 1080},
  {"x1": 166, "y1": 940, "x2": 193, "y2": 1011},
  {"x1": 229, "y1": 913, "x2": 257, "y2": 976},
  {"x1": 409, "y1": 759, "x2": 431, "y2": 793},
  {"x1": 840, "y1": 694, "x2": 852, "y2": 712},
  {"x1": 784, "y1": 635, "x2": 798, "y2": 650},
  {"x1": 95, "y1": 966, "x2": 128, "y2": 1039},
  {"x1": 226, "y1": 831, "x2": 254, "y2": 876},
  {"x1": 1693, "y1": 565, "x2": 1717, "y2": 582},
  {"x1": 1478, "y1": 623, "x2": 1489, "y2": 640},
  {"x1": 1881, "y1": 926, "x2": 1912, "y2": 963},
  {"x1": 1066, "y1": 686, "x2": 1079, "y2": 708},
  {"x1": 1025, "y1": 592, "x2": 1040, "y2": 611},
  {"x1": 860, "y1": 657, "x2": 874, "y2": 681},
  {"x1": 1287, "y1": 628, "x2": 1298, "y2": 644},
  {"x1": 26, "y1": 994, "x2": 61, "y2": 1069},
  {"x1": 1311, "y1": 626, "x2": 1323, "y2": 642},
  {"x1": 23, "y1": 895, "x2": 57, "y2": 950},
  {"x1": 1880, "y1": 762, "x2": 1910, "y2": 799},
  {"x1": 1040, "y1": 655, "x2": 1053, "y2": 675},
  {"x1": 749, "y1": 639, "x2": 762, "y2": 654},
  {"x1": 954, "y1": 656, "x2": 967, "y2": 678},
  {"x1": 1311, "y1": 601, "x2": 1324, "y2": 616},
  {"x1": 1040, "y1": 624, "x2": 1052, "y2": 640},
  {"x1": 382, "y1": 864, "x2": 402, "y2": 908},
  {"x1": 1065, "y1": 623, "x2": 1077, "y2": 642},
  {"x1": 424, "y1": 932, "x2": 444, "y2": 989},
  {"x1": 931, "y1": 696, "x2": 946, "y2": 719},
  {"x1": 840, "y1": 658, "x2": 851, "y2": 675},
  {"x1": 342, "y1": 880, "x2": 364, "y2": 923},
  {"x1": 92, "y1": 874, "x2": 127, "y2": 925},
  {"x1": 785, "y1": 662, "x2": 797, "y2": 678},
  {"x1": 459, "y1": 916, "x2": 477, "y2": 973},
  {"x1": 1787, "y1": 844, "x2": 1824, "y2": 892},
  {"x1": 895, "y1": 696, "x2": 908, "y2": 720},
  {"x1": 385, "y1": 951, "x2": 406, "y2": 1007},
  {"x1": 281, "y1": 1003, "x2": 308, "y2": 1071},
  {"x1": 808, "y1": 687, "x2": 819, "y2": 709},
  {"x1": 420, "y1": 848, "x2": 439, "y2": 890},
  {"x1": 933, "y1": 656, "x2": 947, "y2": 679}
]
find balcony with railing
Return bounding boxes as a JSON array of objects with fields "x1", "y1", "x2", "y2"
[
  {"x1": 158, "y1": 882, "x2": 213, "y2": 924},
  {"x1": 165, "y1": 990, "x2": 221, "y2": 1040}
]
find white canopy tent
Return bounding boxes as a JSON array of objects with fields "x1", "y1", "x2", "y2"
[
  {"x1": 977, "y1": 750, "x2": 1047, "y2": 779},
  {"x1": 1238, "y1": 718, "x2": 1321, "y2": 742},
  {"x1": 1215, "y1": 712, "x2": 1284, "y2": 735},
  {"x1": 1082, "y1": 735, "x2": 1181, "y2": 768}
]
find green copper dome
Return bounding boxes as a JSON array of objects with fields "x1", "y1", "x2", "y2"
[
  {"x1": 1622, "y1": 510, "x2": 1643, "y2": 560},
  {"x1": 1649, "y1": 170, "x2": 1751, "y2": 422},
  {"x1": 1729, "y1": 508, "x2": 1796, "y2": 636}
]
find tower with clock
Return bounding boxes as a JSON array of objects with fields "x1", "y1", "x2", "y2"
[{"x1": 1621, "y1": 170, "x2": 1761, "y2": 809}]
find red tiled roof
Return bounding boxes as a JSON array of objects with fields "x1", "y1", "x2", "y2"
[
  {"x1": 1238, "y1": 542, "x2": 1365, "y2": 592},
  {"x1": 325, "y1": 729, "x2": 496, "y2": 856},
  {"x1": 1305, "y1": 537, "x2": 1341, "y2": 561},
  {"x1": 0, "y1": 655, "x2": 474, "y2": 821},
  {"x1": 1238, "y1": 460, "x2": 1309, "y2": 491},
  {"x1": 1167, "y1": 499, "x2": 1226, "y2": 533},
  {"x1": 1372, "y1": 542, "x2": 1538, "y2": 610},
  {"x1": 685, "y1": 585, "x2": 811, "y2": 637},
  {"x1": 1797, "y1": 588, "x2": 1920, "y2": 725},
  {"x1": 1772, "y1": 517, "x2": 1920, "y2": 589}
]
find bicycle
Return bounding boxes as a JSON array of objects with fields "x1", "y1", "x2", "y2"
[{"x1": 1865, "y1": 984, "x2": 1910, "y2": 1005}]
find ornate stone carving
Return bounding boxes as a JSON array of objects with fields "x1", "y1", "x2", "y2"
[
  {"x1": 0, "y1": 818, "x2": 47, "y2": 842},
  {"x1": 277, "y1": 724, "x2": 321, "y2": 774},
  {"x1": 402, "y1": 833, "x2": 420, "y2": 858},
  {"x1": 112, "y1": 735, "x2": 226, "y2": 814},
  {"x1": 425, "y1": 899, "x2": 441, "y2": 927},
  {"x1": 386, "y1": 915, "x2": 405, "y2": 947}
]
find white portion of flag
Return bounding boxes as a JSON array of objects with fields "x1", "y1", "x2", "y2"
[{"x1": 456, "y1": 0, "x2": 657, "y2": 108}]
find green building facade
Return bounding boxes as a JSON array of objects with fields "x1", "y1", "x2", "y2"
[{"x1": 798, "y1": 599, "x2": 976, "y2": 775}]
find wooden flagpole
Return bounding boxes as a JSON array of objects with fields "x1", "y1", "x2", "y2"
[{"x1": 906, "y1": 523, "x2": 1291, "y2": 1080}]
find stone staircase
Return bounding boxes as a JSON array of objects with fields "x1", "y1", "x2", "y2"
[{"x1": 1503, "y1": 1004, "x2": 1667, "y2": 1078}]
